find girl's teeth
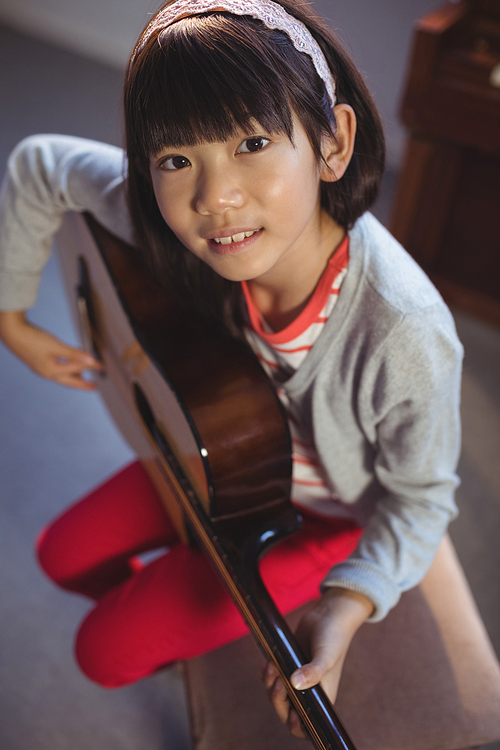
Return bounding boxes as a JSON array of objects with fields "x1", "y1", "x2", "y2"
[{"x1": 214, "y1": 230, "x2": 258, "y2": 244}]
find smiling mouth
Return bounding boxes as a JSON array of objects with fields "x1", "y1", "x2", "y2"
[
  {"x1": 213, "y1": 229, "x2": 260, "y2": 245},
  {"x1": 207, "y1": 228, "x2": 263, "y2": 254}
]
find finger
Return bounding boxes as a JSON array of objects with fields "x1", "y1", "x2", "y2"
[
  {"x1": 57, "y1": 377, "x2": 97, "y2": 391},
  {"x1": 54, "y1": 352, "x2": 102, "y2": 370},
  {"x1": 288, "y1": 709, "x2": 307, "y2": 739},
  {"x1": 39, "y1": 349, "x2": 101, "y2": 384},
  {"x1": 263, "y1": 662, "x2": 278, "y2": 689},
  {"x1": 260, "y1": 661, "x2": 268, "y2": 681},
  {"x1": 291, "y1": 660, "x2": 328, "y2": 691},
  {"x1": 51, "y1": 360, "x2": 98, "y2": 377},
  {"x1": 270, "y1": 677, "x2": 290, "y2": 725},
  {"x1": 46, "y1": 338, "x2": 102, "y2": 365},
  {"x1": 55, "y1": 373, "x2": 97, "y2": 391},
  {"x1": 57, "y1": 379, "x2": 96, "y2": 391},
  {"x1": 51, "y1": 351, "x2": 104, "y2": 377}
]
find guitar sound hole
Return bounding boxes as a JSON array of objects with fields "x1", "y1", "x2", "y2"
[
  {"x1": 76, "y1": 255, "x2": 102, "y2": 363},
  {"x1": 133, "y1": 383, "x2": 169, "y2": 455},
  {"x1": 133, "y1": 383, "x2": 198, "y2": 547}
]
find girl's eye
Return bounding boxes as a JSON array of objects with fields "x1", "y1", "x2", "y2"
[
  {"x1": 238, "y1": 137, "x2": 270, "y2": 154},
  {"x1": 161, "y1": 155, "x2": 191, "y2": 171}
]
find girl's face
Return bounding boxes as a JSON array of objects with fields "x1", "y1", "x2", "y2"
[{"x1": 149, "y1": 115, "x2": 337, "y2": 288}]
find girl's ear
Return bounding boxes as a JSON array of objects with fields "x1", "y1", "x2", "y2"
[{"x1": 319, "y1": 104, "x2": 357, "y2": 183}]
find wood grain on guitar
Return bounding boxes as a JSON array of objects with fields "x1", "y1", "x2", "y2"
[{"x1": 55, "y1": 212, "x2": 358, "y2": 750}]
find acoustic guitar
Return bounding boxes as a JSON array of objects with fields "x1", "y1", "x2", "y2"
[{"x1": 55, "y1": 212, "x2": 358, "y2": 750}]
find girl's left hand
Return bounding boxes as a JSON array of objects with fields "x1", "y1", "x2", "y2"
[{"x1": 262, "y1": 587, "x2": 374, "y2": 738}]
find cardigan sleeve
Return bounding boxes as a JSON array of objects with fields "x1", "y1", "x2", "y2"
[
  {"x1": 320, "y1": 302, "x2": 463, "y2": 621},
  {"x1": 0, "y1": 134, "x2": 132, "y2": 310}
]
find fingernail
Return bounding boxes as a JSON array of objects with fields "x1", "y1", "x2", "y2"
[
  {"x1": 82, "y1": 355, "x2": 95, "y2": 365},
  {"x1": 291, "y1": 672, "x2": 306, "y2": 690}
]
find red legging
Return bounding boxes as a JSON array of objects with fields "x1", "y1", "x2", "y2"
[{"x1": 36, "y1": 461, "x2": 363, "y2": 688}]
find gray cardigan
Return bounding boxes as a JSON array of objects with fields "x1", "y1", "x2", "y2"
[{"x1": 0, "y1": 135, "x2": 463, "y2": 621}]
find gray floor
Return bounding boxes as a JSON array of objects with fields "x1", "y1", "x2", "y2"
[{"x1": 0, "y1": 24, "x2": 499, "y2": 750}]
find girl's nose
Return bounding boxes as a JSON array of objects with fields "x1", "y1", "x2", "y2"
[{"x1": 194, "y1": 169, "x2": 244, "y2": 215}]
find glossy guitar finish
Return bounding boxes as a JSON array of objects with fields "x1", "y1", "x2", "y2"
[{"x1": 56, "y1": 212, "x2": 358, "y2": 750}]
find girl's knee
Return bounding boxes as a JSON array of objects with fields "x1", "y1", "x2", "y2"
[
  {"x1": 36, "y1": 520, "x2": 127, "y2": 598},
  {"x1": 36, "y1": 522, "x2": 70, "y2": 585},
  {"x1": 74, "y1": 604, "x2": 154, "y2": 688},
  {"x1": 36, "y1": 493, "x2": 100, "y2": 585},
  {"x1": 75, "y1": 648, "x2": 131, "y2": 689},
  {"x1": 75, "y1": 615, "x2": 128, "y2": 688}
]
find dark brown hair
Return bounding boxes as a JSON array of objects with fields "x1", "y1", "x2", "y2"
[{"x1": 124, "y1": 0, "x2": 385, "y2": 334}]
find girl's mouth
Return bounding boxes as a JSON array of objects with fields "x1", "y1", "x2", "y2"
[{"x1": 208, "y1": 228, "x2": 263, "y2": 254}]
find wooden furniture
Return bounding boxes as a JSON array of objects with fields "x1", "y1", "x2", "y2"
[
  {"x1": 390, "y1": 0, "x2": 500, "y2": 327},
  {"x1": 184, "y1": 535, "x2": 500, "y2": 750}
]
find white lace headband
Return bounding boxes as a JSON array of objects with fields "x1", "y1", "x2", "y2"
[{"x1": 133, "y1": 0, "x2": 336, "y2": 108}]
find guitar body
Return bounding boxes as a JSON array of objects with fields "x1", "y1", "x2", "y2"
[
  {"x1": 56, "y1": 211, "x2": 295, "y2": 543},
  {"x1": 55, "y1": 212, "x2": 357, "y2": 750}
]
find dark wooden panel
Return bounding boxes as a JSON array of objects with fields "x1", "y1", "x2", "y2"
[
  {"x1": 390, "y1": 0, "x2": 500, "y2": 328},
  {"x1": 435, "y1": 148, "x2": 500, "y2": 301}
]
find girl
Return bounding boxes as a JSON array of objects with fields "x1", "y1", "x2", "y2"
[{"x1": 0, "y1": 0, "x2": 462, "y2": 738}]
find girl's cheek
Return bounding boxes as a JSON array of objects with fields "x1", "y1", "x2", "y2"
[
  {"x1": 155, "y1": 182, "x2": 188, "y2": 228},
  {"x1": 151, "y1": 184, "x2": 176, "y2": 227}
]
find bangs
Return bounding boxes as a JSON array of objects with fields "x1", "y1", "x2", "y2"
[{"x1": 127, "y1": 13, "x2": 305, "y2": 157}]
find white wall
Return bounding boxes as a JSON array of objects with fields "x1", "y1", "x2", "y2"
[{"x1": 0, "y1": 0, "x2": 442, "y2": 168}]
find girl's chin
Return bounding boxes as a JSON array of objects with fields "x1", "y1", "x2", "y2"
[{"x1": 207, "y1": 261, "x2": 270, "y2": 284}]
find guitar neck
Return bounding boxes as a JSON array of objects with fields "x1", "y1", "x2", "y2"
[{"x1": 225, "y1": 555, "x2": 357, "y2": 750}]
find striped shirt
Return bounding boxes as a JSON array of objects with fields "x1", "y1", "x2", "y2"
[{"x1": 242, "y1": 237, "x2": 354, "y2": 518}]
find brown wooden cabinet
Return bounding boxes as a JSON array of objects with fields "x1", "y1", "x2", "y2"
[{"x1": 390, "y1": 0, "x2": 500, "y2": 327}]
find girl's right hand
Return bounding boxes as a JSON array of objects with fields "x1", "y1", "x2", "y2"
[{"x1": 0, "y1": 310, "x2": 102, "y2": 390}]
